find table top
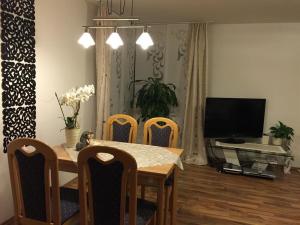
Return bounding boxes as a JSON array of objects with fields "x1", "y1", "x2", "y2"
[{"x1": 53, "y1": 140, "x2": 184, "y2": 178}]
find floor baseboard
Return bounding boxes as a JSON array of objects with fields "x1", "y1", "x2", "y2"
[{"x1": 1, "y1": 217, "x2": 14, "y2": 225}]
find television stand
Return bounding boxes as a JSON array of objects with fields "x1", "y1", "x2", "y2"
[
  {"x1": 207, "y1": 139, "x2": 293, "y2": 179},
  {"x1": 216, "y1": 138, "x2": 245, "y2": 144}
]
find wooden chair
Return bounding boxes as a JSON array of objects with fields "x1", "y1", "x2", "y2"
[
  {"x1": 78, "y1": 145, "x2": 157, "y2": 225},
  {"x1": 143, "y1": 117, "x2": 179, "y2": 148},
  {"x1": 7, "y1": 138, "x2": 80, "y2": 225},
  {"x1": 143, "y1": 117, "x2": 179, "y2": 225},
  {"x1": 106, "y1": 114, "x2": 138, "y2": 143}
]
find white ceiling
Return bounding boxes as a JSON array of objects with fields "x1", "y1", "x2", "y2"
[{"x1": 86, "y1": 0, "x2": 300, "y2": 24}]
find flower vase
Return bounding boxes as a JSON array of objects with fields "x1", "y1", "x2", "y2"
[{"x1": 65, "y1": 128, "x2": 81, "y2": 148}]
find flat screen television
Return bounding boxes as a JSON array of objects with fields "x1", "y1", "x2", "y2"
[{"x1": 204, "y1": 98, "x2": 266, "y2": 142}]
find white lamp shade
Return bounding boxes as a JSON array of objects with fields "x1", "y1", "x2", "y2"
[
  {"x1": 106, "y1": 32, "x2": 124, "y2": 49},
  {"x1": 78, "y1": 32, "x2": 95, "y2": 48},
  {"x1": 136, "y1": 32, "x2": 154, "y2": 50}
]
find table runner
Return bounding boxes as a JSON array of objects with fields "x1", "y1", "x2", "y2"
[{"x1": 64, "y1": 140, "x2": 184, "y2": 170}]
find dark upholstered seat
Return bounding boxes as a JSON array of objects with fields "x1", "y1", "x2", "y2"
[
  {"x1": 136, "y1": 198, "x2": 157, "y2": 222},
  {"x1": 164, "y1": 176, "x2": 173, "y2": 186},
  {"x1": 60, "y1": 187, "x2": 80, "y2": 224},
  {"x1": 125, "y1": 198, "x2": 157, "y2": 225}
]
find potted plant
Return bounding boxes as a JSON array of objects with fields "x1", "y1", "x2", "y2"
[
  {"x1": 56, "y1": 84, "x2": 95, "y2": 148},
  {"x1": 130, "y1": 77, "x2": 178, "y2": 122},
  {"x1": 270, "y1": 121, "x2": 294, "y2": 146}
]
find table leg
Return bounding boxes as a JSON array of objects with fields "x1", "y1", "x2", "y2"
[
  {"x1": 164, "y1": 187, "x2": 170, "y2": 225},
  {"x1": 170, "y1": 167, "x2": 178, "y2": 225},
  {"x1": 157, "y1": 178, "x2": 165, "y2": 225}
]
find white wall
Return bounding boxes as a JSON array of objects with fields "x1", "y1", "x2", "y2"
[
  {"x1": 208, "y1": 23, "x2": 300, "y2": 166},
  {"x1": 36, "y1": 0, "x2": 97, "y2": 144},
  {"x1": 0, "y1": 0, "x2": 97, "y2": 223}
]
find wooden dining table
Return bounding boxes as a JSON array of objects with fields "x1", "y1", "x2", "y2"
[{"x1": 53, "y1": 140, "x2": 184, "y2": 225}]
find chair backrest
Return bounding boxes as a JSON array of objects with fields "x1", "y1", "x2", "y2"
[
  {"x1": 7, "y1": 138, "x2": 61, "y2": 225},
  {"x1": 106, "y1": 114, "x2": 138, "y2": 143},
  {"x1": 78, "y1": 146, "x2": 137, "y2": 225},
  {"x1": 143, "y1": 117, "x2": 179, "y2": 148}
]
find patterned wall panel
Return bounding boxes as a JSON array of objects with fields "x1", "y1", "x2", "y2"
[{"x1": 1, "y1": 0, "x2": 36, "y2": 153}]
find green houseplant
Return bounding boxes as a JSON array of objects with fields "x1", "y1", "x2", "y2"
[
  {"x1": 130, "y1": 77, "x2": 178, "y2": 121},
  {"x1": 270, "y1": 121, "x2": 294, "y2": 146}
]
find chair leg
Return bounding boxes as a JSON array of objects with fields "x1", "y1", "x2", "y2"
[
  {"x1": 169, "y1": 186, "x2": 173, "y2": 210},
  {"x1": 150, "y1": 212, "x2": 157, "y2": 225},
  {"x1": 141, "y1": 185, "x2": 146, "y2": 199}
]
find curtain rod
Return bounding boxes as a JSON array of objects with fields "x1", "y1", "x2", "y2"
[
  {"x1": 84, "y1": 25, "x2": 147, "y2": 29},
  {"x1": 139, "y1": 21, "x2": 215, "y2": 25},
  {"x1": 83, "y1": 21, "x2": 214, "y2": 30},
  {"x1": 93, "y1": 16, "x2": 140, "y2": 21},
  {"x1": 84, "y1": 21, "x2": 214, "y2": 29}
]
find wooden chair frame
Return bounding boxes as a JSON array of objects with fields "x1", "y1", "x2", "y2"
[
  {"x1": 143, "y1": 117, "x2": 179, "y2": 148},
  {"x1": 78, "y1": 146, "x2": 138, "y2": 225},
  {"x1": 142, "y1": 118, "x2": 179, "y2": 225},
  {"x1": 105, "y1": 114, "x2": 138, "y2": 143},
  {"x1": 7, "y1": 138, "x2": 61, "y2": 225}
]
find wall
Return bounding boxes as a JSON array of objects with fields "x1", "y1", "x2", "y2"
[
  {"x1": 0, "y1": 0, "x2": 97, "y2": 222},
  {"x1": 208, "y1": 23, "x2": 300, "y2": 166}
]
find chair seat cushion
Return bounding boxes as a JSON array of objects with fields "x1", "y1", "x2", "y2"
[
  {"x1": 126, "y1": 198, "x2": 157, "y2": 225},
  {"x1": 165, "y1": 176, "x2": 173, "y2": 186},
  {"x1": 60, "y1": 187, "x2": 80, "y2": 224}
]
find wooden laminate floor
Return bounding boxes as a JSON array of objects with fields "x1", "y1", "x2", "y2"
[
  {"x1": 173, "y1": 164, "x2": 300, "y2": 225},
  {"x1": 62, "y1": 164, "x2": 300, "y2": 225}
]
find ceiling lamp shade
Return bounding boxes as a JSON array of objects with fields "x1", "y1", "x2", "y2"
[
  {"x1": 79, "y1": 0, "x2": 155, "y2": 49},
  {"x1": 78, "y1": 29, "x2": 95, "y2": 48},
  {"x1": 136, "y1": 29, "x2": 154, "y2": 50},
  {"x1": 106, "y1": 29, "x2": 124, "y2": 49}
]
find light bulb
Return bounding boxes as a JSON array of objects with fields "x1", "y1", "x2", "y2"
[
  {"x1": 106, "y1": 32, "x2": 124, "y2": 49},
  {"x1": 136, "y1": 32, "x2": 154, "y2": 50},
  {"x1": 78, "y1": 31, "x2": 95, "y2": 48}
]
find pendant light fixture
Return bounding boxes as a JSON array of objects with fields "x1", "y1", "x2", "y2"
[
  {"x1": 79, "y1": 0, "x2": 154, "y2": 50},
  {"x1": 136, "y1": 26, "x2": 154, "y2": 50},
  {"x1": 106, "y1": 27, "x2": 124, "y2": 49},
  {"x1": 78, "y1": 27, "x2": 95, "y2": 48}
]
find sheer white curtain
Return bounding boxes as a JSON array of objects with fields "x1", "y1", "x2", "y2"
[
  {"x1": 95, "y1": 8, "x2": 112, "y2": 139},
  {"x1": 182, "y1": 24, "x2": 208, "y2": 165}
]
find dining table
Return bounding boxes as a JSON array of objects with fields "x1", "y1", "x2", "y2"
[{"x1": 53, "y1": 139, "x2": 184, "y2": 225}]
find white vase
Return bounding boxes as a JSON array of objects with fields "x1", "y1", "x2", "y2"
[
  {"x1": 65, "y1": 128, "x2": 81, "y2": 148},
  {"x1": 272, "y1": 137, "x2": 282, "y2": 146},
  {"x1": 261, "y1": 135, "x2": 270, "y2": 145}
]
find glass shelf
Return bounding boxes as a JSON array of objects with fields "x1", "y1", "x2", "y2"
[{"x1": 206, "y1": 139, "x2": 293, "y2": 178}]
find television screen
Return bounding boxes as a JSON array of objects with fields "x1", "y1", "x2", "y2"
[{"x1": 204, "y1": 98, "x2": 266, "y2": 139}]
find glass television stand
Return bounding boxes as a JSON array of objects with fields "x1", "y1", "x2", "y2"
[{"x1": 207, "y1": 139, "x2": 293, "y2": 179}]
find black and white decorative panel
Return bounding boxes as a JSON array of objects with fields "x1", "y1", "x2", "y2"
[{"x1": 1, "y1": 0, "x2": 36, "y2": 153}]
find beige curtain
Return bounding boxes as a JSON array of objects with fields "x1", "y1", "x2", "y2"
[
  {"x1": 95, "y1": 8, "x2": 112, "y2": 139},
  {"x1": 182, "y1": 24, "x2": 208, "y2": 165}
]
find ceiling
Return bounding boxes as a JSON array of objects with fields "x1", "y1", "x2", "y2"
[{"x1": 86, "y1": 0, "x2": 300, "y2": 24}]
